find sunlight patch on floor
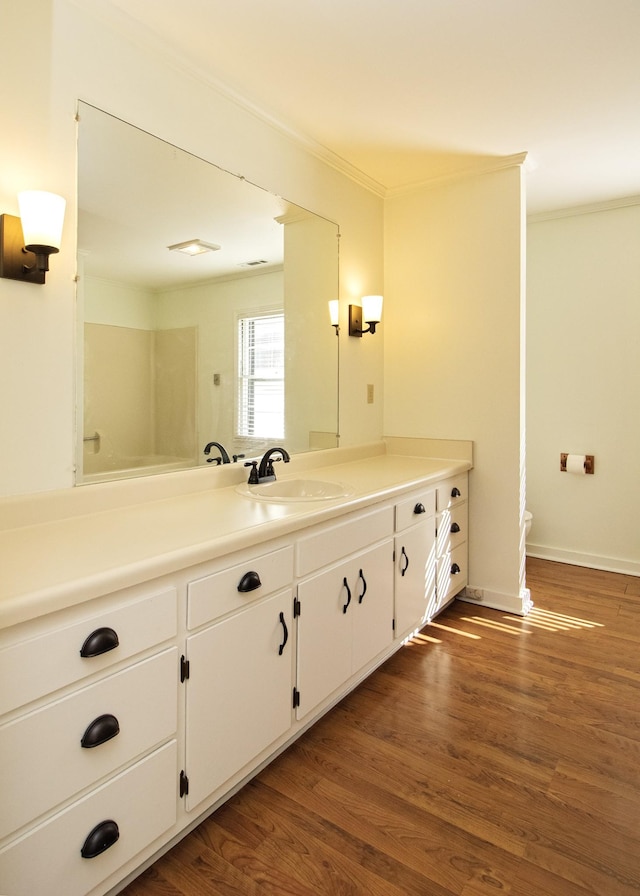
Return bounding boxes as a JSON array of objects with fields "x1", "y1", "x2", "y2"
[
  {"x1": 407, "y1": 632, "x2": 442, "y2": 645},
  {"x1": 428, "y1": 621, "x2": 481, "y2": 640},
  {"x1": 461, "y1": 616, "x2": 529, "y2": 635},
  {"x1": 505, "y1": 607, "x2": 604, "y2": 632},
  {"x1": 406, "y1": 604, "x2": 605, "y2": 648}
]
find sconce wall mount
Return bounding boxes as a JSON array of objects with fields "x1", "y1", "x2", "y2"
[
  {"x1": 0, "y1": 191, "x2": 66, "y2": 285},
  {"x1": 0, "y1": 214, "x2": 46, "y2": 284}
]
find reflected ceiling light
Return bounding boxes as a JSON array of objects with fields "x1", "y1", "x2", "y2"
[
  {"x1": 168, "y1": 239, "x2": 221, "y2": 256},
  {"x1": 0, "y1": 190, "x2": 66, "y2": 285},
  {"x1": 348, "y1": 295, "x2": 383, "y2": 336},
  {"x1": 328, "y1": 299, "x2": 339, "y2": 335}
]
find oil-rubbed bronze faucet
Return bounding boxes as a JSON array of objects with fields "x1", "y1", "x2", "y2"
[
  {"x1": 244, "y1": 447, "x2": 290, "y2": 484},
  {"x1": 257, "y1": 446, "x2": 290, "y2": 481}
]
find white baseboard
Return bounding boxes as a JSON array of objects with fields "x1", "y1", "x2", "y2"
[
  {"x1": 458, "y1": 586, "x2": 532, "y2": 616},
  {"x1": 526, "y1": 543, "x2": 640, "y2": 577}
]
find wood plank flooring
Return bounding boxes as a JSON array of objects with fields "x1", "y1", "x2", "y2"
[{"x1": 121, "y1": 559, "x2": 640, "y2": 895}]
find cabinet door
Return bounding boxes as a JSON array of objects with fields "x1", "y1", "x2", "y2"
[
  {"x1": 395, "y1": 522, "x2": 437, "y2": 638},
  {"x1": 185, "y1": 589, "x2": 293, "y2": 812},
  {"x1": 350, "y1": 541, "x2": 394, "y2": 672},
  {"x1": 295, "y1": 564, "x2": 353, "y2": 721},
  {"x1": 296, "y1": 540, "x2": 393, "y2": 721}
]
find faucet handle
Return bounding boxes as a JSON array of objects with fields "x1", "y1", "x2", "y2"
[
  {"x1": 244, "y1": 460, "x2": 259, "y2": 484},
  {"x1": 263, "y1": 456, "x2": 284, "y2": 480}
]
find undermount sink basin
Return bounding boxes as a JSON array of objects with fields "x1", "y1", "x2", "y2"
[{"x1": 236, "y1": 478, "x2": 354, "y2": 502}]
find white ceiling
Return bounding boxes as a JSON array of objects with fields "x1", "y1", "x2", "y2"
[{"x1": 94, "y1": 0, "x2": 640, "y2": 214}]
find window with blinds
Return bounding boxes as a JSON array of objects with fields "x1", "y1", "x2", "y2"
[{"x1": 236, "y1": 311, "x2": 285, "y2": 439}]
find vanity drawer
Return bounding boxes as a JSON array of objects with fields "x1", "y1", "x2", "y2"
[
  {"x1": 436, "y1": 475, "x2": 467, "y2": 511},
  {"x1": 0, "y1": 740, "x2": 177, "y2": 896},
  {"x1": 296, "y1": 506, "x2": 394, "y2": 577},
  {"x1": 437, "y1": 502, "x2": 468, "y2": 557},
  {"x1": 0, "y1": 647, "x2": 178, "y2": 840},
  {"x1": 395, "y1": 489, "x2": 436, "y2": 532},
  {"x1": 188, "y1": 545, "x2": 294, "y2": 630},
  {"x1": 437, "y1": 543, "x2": 468, "y2": 606},
  {"x1": 0, "y1": 587, "x2": 177, "y2": 716}
]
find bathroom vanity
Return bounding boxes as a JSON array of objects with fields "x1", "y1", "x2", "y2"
[{"x1": 0, "y1": 442, "x2": 470, "y2": 896}]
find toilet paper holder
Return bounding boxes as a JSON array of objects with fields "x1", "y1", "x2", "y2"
[{"x1": 560, "y1": 453, "x2": 594, "y2": 474}]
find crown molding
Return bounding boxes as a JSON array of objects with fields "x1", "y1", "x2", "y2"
[
  {"x1": 385, "y1": 153, "x2": 529, "y2": 200},
  {"x1": 528, "y1": 194, "x2": 640, "y2": 223}
]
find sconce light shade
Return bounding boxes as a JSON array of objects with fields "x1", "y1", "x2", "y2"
[
  {"x1": 361, "y1": 295, "x2": 383, "y2": 325},
  {"x1": 328, "y1": 299, "x2": 340, "y2": 334},
  {"x1": 18, "y1": 191, "x2": 66, "y2": 257},
  {"x1": 0, "y1": 190, "x2": 66, "y2": 284},
  {"x1": 348, "y1": 294, "x2": 383, "y2": 336}
]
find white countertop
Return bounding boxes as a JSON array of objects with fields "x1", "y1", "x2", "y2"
[{"x1": 0, "y1": 445, "x2": 471, "y2": 630}]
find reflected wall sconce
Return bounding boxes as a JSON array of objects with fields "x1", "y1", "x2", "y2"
[
  {"x1": 328, "y1": 299, "x2": 340, "y2": 335},
  {"x1": 0, "y1": 191, "x2": 66, "y2": 285},
  {"x1": 348, "y1": 295, "x2": 383, "y2": 336}
]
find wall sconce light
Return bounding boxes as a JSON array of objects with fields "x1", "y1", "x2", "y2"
[
  {"x1": 328, "y1": 299, "x2": 340, "y2": 335},
  {"x1": 348, "y1": 295, "x2": 383, "y2": 336},
  {"x1": 0, "y1": 191, "x2": 66, "y2": 285}
]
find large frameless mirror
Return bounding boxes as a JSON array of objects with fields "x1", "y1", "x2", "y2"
[{"x1": 76, "y1": 102, "x2": 339, "y2": 483}]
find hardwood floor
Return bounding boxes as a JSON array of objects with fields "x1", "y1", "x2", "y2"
[{"x1": 122, "y1": 559, "x2": 640, "y2": 895}]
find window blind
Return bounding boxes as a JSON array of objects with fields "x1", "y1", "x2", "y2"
[{"x1": 237, "y1": 311, "x2": 284, "y2": 439}]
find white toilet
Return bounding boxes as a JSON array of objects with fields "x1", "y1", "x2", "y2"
[{"x1": 524, "y1": 510, "x2": 533, "y2": 538}]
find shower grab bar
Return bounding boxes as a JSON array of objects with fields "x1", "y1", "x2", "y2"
[{"x1": 83, "y1": 432, "x2": 101, "y2": 452}]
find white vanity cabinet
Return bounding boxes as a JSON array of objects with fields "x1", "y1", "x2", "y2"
[
  {"x1": 184, "y1": 545, "x2": 295, "y2": 812},
  {"x1": 295, "y1": 507, "x2": 394, "y2": 720},
  {"x1": 0, "y1": 450, "x2": 472, "y2": 896},
  {"x1": 436, "y1": 474, "x2": 469, "y2": 609},
  {"x1": 0, "y1": 586, "x2": 179, "y2": 896},
  {"x1": 393, "y1": 488, "x2": 437, "y2": 639}
]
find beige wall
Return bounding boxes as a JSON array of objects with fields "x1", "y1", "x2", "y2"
[
  {"x1": 527, "y1": 202, "x2": 640, "y2": 574},
  {"x1": 0, "y1": 0, "x2": 383, "y2": 497},
  {"x1": 156, "y1": 271, "x2": 284, "y2": 457},
  {"x1": 283, "y1": 214, "x2": 339, "y2": 453},
  {"x1": 384, "y1": 166, "x2": 528, "y2": 611}
]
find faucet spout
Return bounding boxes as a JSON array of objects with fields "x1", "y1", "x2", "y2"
[
  {"x1": 203, "y1": 441, "x2": 231, "y2": 465},
  {"x1": 257, "y1": 447, "x2": 290, "y2": 481}
]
